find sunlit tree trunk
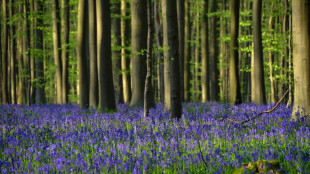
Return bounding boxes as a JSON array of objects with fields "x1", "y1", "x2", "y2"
[
  {"x1": 52, "y1": 0, "x2": 62, "y2": 104},
  {"x1": 88, "y1": 0, "x2": 98, "y2": 107},
  {"x1": 291, "y1": 0, "x2": 310, "y2": 120},
  {"x1": 61, "y1": 0, "x2": 69, "y2": 103},
  {"x1": 130, "y1": 0, "x2": 147, "y2": 107},
  {"x1": 23, "y1": 0, "x2": 31, "y2": 106},
  {"x1": 77, "y1": 0, "x2": 89, "y2": 107},
  {"x1": 183, "y1": 0, "x2": 191, "y2": 101},
  {"x1": 9, "y1": 0, "x2": 16, "y2": 104},
  {"x1": 121, "y1": 0, "x2": 131, "y2": 104},
  {"x1": 194, "y1": 3, "x2": 200, "y2": 102},
  {"x1": 144, "y1": 0, "x2": 155, "y2": 117},
  {"x1": 201, "y1": 0, "x2": 209, "y2": 102},
  {"x1": 229, "y1": 0, "x2": 242, "y2": 104},
  {"x1": 252, "y1": 0, "x2": 266, "y2": 105},
  {"x1": 97, "y1": 0, "x2": 116, "y2": 111}
]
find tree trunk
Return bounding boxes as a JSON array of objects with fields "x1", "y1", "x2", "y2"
[
  {"x1": 34, "y1": 0, "x2": 45, "y2": 104},
  {"x1": 121, "y1": 0, "x2": 131, "y2": 104},
  {"x1": 229, "y1": 0, "x2": 242, "y2": 104},
  {"x1": 252, "y1": 0, "x2": 266, "y2": 105},
  {"x1": 177, "y1": 0, "x2": 184, "y2": 102},
  {"x1": 162, "y1": 0, "x2": 182, "y2": 119},
  {"x1": 23, "y1": 0, "x2": 31, "y2": 106},
  {"x1": 194, "y1": 3, "x2": 200, "y2": 102},
  {"x1": 291, "y1": 0, "x2": 310, "y2": 120},
  {"x1": 130, "y1": 0, "x2": 147, "y2": 107},
  {"x1": 144, "y1": 0, "x2": 155, "y2": 117},
  {"x1": 97, "y1": 0, "x2": 116, "y2": 111},
  {"x1": 17, "y1": 4, "x2": 24, "y2": 104},
  {"x1": 210, "y1": 0, "x2": 220, "y2": 101},
  {"x1": 88, "y1": 0, "x2": 98, "y2": 107},
  {"x1": 9, "y1": 0, "x2": 16, "y2": 104},
  {"x1": 52, "y1": 0, "x2": 62, "y2": 104},
  {"x1": 61, "y1": 0, "x2": 69, "y2": 103},
  {"x1": 1, "y1": 0, "x2": 8, "y2": 104},
  {"x1": 77, "y1": 0, "x2": 89, "y2": 107},
  {"x1": 183, "y1": 0, "x2": 191, "y2": 101},
  {"x1": 112, "y1": 1, "x2": 123, "y2": 104},
  {"x1": 201, "y1": 0, "x2": 209, "y2": 102}
]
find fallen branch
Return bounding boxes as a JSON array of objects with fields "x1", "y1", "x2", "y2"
[{"x1": 240, "y1": 89, "x2": 289, "y2": 125}]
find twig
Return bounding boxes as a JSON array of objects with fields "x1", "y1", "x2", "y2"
[
  {"x1": 240, "y1": 89, "x2": 289, "y2": 125},
  {"x1": 186, "y1": 122, "x2": 208, "y2": 169}
]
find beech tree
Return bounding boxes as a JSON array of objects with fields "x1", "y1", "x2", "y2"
[
  {"x1": 2, "y1": 0, "x2": 8, "y2": 104},
  {"x1": 201, "y1": 0, "x2": 209, "y2": 102}
]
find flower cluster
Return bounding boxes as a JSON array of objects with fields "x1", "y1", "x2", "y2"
[{"x1": 0, "y1": 103, "x2": 309, "y2": 173}]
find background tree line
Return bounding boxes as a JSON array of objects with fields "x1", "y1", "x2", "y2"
[{"x1": 0, "y1": 0, "x2": 309, "y2": 120}]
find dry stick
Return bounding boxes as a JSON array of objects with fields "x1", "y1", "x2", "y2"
[
  {"x1": 186, "y1": 122, "x2": 208, "y2": 169},
  {"x1": 240, "y1": 89, "x2": 289, "y2": 125}
]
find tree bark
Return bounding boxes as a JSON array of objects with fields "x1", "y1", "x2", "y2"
[
  {"x1": 9, "y1": 0, "x2": 16, "y2": 104},
  {"x1": 52, "y1": 0, "x2": 62, "y2": 104},
  {"x1": 97, "y1": 0, "x2": 116, "y2": 111},
  {"x1": 144, "y1": 0, "x2": 155, "y2": 117},
  {"x1": 210, "y1": 0, "x2": 220, "y2": 101},
  {"x1": 229, "y1": 0, "x2": 242, "y2": 104},
  {"x1": 34, "y1": 0, "x2": 45, "y2": 104},
  {"x1": 23, "y1": 0, "x2": 31, "y2": 106},
  {"x1": 88, "y1": 0, "x2": 98, "y2": 107},
  {"x1": 121, "y1": 0, "x2": 131, "y2": 104},
  {"x1": 177, "y1": 0, "x2": 184, "y2": 102},
  {"x1": 183, "y1": 0, "x2": 191, "y2": 101},
  {"x1": 2, "y1": 0, "x2": 8, "y2": 104},
  {"x1": 112, "y1": 1, "x2": 123, "y2": 104},
  {"x1": 201, "y1": 0, "x2": 209, "y2": 102},
  {"x1": 291, "y1": 0, "x2": 310, "y2": 120},
  {"x1": 194, "y1": 3, "x2": 200, "y2": 102},
  {"x1": 130, "y1": 0, "x2": 147, "y2": 107},
  {"x1": 77, "y1": 0, "x2": 89, "y2": 107},
  {"x1": 162, "y1": 0, "x2": 182, "y2": 119},
  {"x1": 61, "y1": 0, "x2": 69, "y2": 103},
  {"x1": 252, "y1": 0, "x2": 266, "y2": 105}
]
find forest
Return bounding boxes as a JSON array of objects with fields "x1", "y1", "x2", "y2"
[{"x1": 0, "y1": 0, "x2": 310, "y2": 173}]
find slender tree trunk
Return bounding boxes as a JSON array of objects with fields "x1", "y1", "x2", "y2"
[
  {"x1": 34, "y1": 0, "x2": 45, "y2": 104},
  {"x1": 291, "y1": 0, "x2": 310, "y2": 120},
  {"x1": 130, "y1": 0, "x2": 147, "y2": 107},
  {"x1": 162, "y1": 0, "x2": 182, "y2": 119},
  {"x1": 61, "y1": 0, "x2": 69, "y2": 103},
  {"x1": 229, "y1": 0, "x2": 242, "y2": 104},
  {"x1": 194, "y1": 3, "x2": 200, "y2": 102},
  {"x1": 88, "y1": 0, "x2": 98, "y2": 107},
  {"x1": 112, "y1": 1, "x2": 123, "y2": 103},
  {"x1": 201, "y1": 0, "x2": 209, "y2": 102},
  {"x1": 9, "y1": 0, "x2": 16, "y2": 104},
  {"x1": 183, "y1": 0, "x2": 191, "y2": 101},
  {"x1": 154, "y1": 0, "x2": 164, "y2": 103},
  {"x1": 121, "y1": 0, "x2": 131, "y2": 104},
  {"x1": 17, "y1": 4, "x2": 24, "y2": 104},
  {"x1": 1, "y1": 0, "x2": 7, "y2": 104},
  {"x1": 97, "y1": 0, "x2": 116, "y2": 111},
  {"x1": 210, "y1": 0, "x2": 220, "y2": 101},
  {"x1": 52, "y1": 0, "x2": 62, "y2": 104},
  {"x1": 268, "y1": 6, "x2": 275, "y2": 103},
  {"x1": 23, "y1": 0, "x2": 31, "y2": 106},
  {"x1": 144, "y1": 0, "x2": 155, "y2": 117},
  {"x1": 177, "y1": 0, "x2": 184, "y2": 102},
  {"x1": 77, "y1": 0, "x2": 89, "y2": 107},
  {"x1": 252, "y1": 0, "x2": 266, "y2": 105}
]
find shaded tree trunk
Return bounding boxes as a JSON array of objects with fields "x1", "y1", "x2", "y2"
[
  {"x1": 177, "y1": 0, "x2": 184, "y2": 102},
  {"x1": 121, "y1": 0, "x2": 131, "y2": 104},
  {"x1": 229, "y1": 0, "x2": 242, "y2": 104},
  {"x1": 162, "y1": 0, "x2": 182, "y2": 119},
  {"x1": 52, "y1": 0, "x2": 62, "y2": 104},
  {"x1": 88, "y1": 0, "x2": 98, "y2": 107},
  {"x1": 2, "y1": 0, "x2": 8, "y2": 104},
  {"x1": 144, "y1": 0, "x2": 155, "y2": 117},
  {"x1": 112, "y1": 1, "x2": 123, "y2": 103},
  {"x1": 201, "y1": 0, "x2": 209, "y2": 102},
  {"x1": 34, "y1": 0, "x2": 45, "y2": 104},
  {"x1": 23, "y1": 0, "x2": 31, "y2": 106},
  {"x1": 252, "y1": 0, "x2": 266, "y2": 105},
  {"x1": 210, "y1": 0, "x2": 220, "y2": 101},
  {"x1": 61, "y1": 0, "x2": 69, "y2": 103},
  {"x1": 97, "y1": 0, "x2": 116, "y2": 111},
  {"x1": 130, "y1": 0, "x2": 147, "y2": 107},
  {"x1": 9, "y1": 0, "x2": 16, "y2": 104},
  {"x1": 291, "y1": 0, "x2": 310, "y2": 120},
  {"x1": 77, "y1": 0, "x2": 89, "y2": 107}
]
